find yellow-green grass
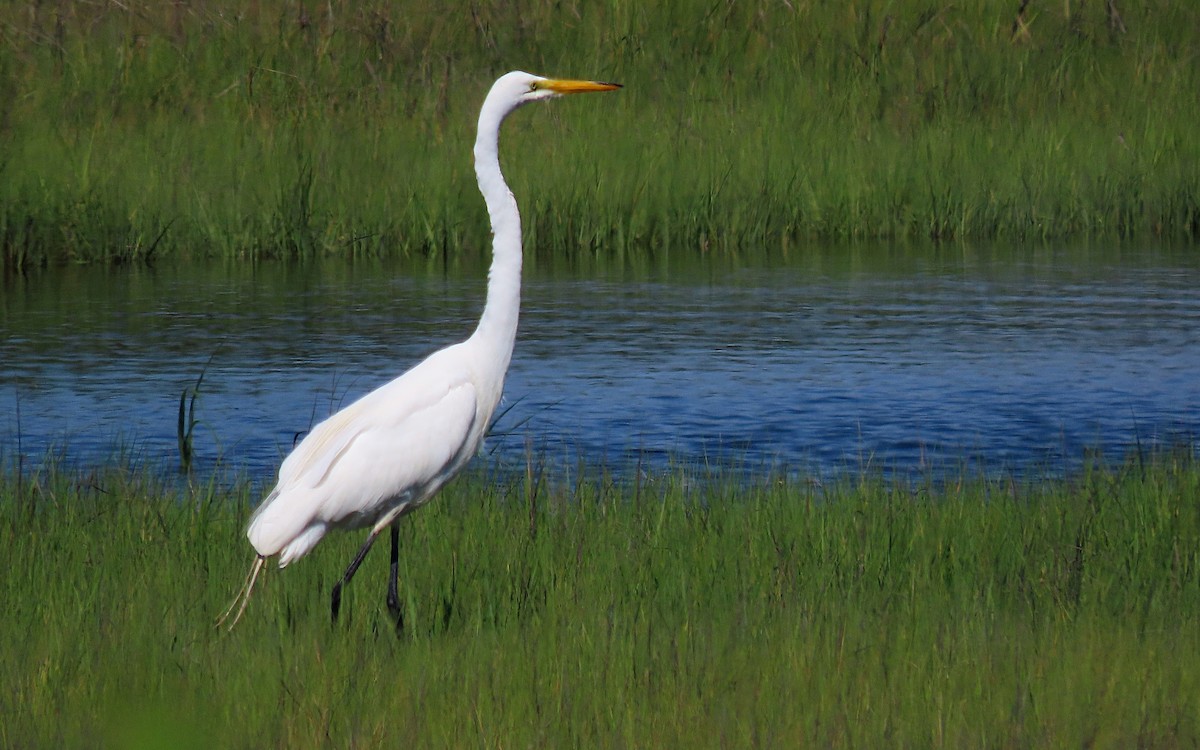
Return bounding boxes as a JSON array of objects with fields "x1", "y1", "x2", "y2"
[
  {"x1": 2, "y1": 1, "x2": 1199, "y2": 270},
  {"x1": 3, "y1": 452, "x2": 1198, "y2": 746}
]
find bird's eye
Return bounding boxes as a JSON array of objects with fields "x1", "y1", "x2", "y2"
[{"x1": 528, "y1": 82, "x2": 540, "y2": 92}]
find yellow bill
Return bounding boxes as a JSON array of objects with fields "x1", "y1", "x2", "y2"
[{"x1": 540, "y1": 79, "x2": 622, "y2": 94}]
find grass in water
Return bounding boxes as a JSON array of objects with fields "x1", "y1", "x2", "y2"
[
  {"x1": 2, "y1": 1, "x2": 1200, "y2": 269},
  {"x1": 2, "y1": 453, "x2": 1198, "y2": 746}
]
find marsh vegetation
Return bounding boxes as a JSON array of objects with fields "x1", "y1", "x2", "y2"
[
  {"x1": 3, "y1": 454, "x2": 1199, "y2": 746},
  {"x1": 3, "y1": 1, "x2": 1199, "y2": 270}
]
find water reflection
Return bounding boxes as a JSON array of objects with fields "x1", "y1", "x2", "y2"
[{"x1": 2, "y1": 245, "x2": 1198, "y2": 480}]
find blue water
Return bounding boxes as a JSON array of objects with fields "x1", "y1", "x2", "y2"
[{"x1": 2, "y1": 246, "x2": 1198, "y2": 481}]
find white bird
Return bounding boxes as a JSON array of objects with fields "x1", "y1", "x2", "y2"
[{"x1": 219, "y1": 71, "x2": 620, "y2": 628}]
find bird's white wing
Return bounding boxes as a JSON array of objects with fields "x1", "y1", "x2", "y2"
[
  {"x1": 248, "y1": 347, "x2": 482, "y2": 558},
  {"x1": 308, "y1": 379, "x2": 479, "y2": 523},
  {"x1": 276, "y1": 346, "x2": 474, "y2": 491}
]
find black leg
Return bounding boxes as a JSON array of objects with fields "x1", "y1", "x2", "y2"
[
  {"x1": 331, "y1": 528, "x2": 383, "y2": 623},
  {"x1": 387, "y1": 525, "x2": 404, "y2": 631}
]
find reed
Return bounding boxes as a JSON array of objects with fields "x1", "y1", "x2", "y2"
[
  {"x1": 2, "y1": 1, "x2": 1199, "y2": 270},
  {"x1": 2, "y1": 452, "x2": 1198, "y2": 746}
]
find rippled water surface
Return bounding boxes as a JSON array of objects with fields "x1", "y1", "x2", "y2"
[{"x1": 3, "y1": 244, "x2": 1198, "y2": 479}]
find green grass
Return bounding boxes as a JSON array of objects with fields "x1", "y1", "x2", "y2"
[
  {"x1": 2, "y1": 1, "x2": 1199, "y2": 270},
  {"x1": 3, "y1": 453, "x2": 1199, "y2": 746}
]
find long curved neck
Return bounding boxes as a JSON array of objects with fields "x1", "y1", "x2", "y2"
[{"x1": 470, "y1": 97, "x2": 523, "y2": 374}]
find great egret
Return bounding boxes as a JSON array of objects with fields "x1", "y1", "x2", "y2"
[{"x1": 219, "y1": 71, "x2": 620, "y2": 628}]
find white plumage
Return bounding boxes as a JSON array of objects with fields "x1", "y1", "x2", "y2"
[
  {"x1": 248, "y1": 347, "x2": 481, "y2": 564},
  {"x1": 219, "y1": 71, "x2": 620, "y2": 628}
]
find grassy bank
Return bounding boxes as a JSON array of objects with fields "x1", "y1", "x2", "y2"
[
  {"x1": 2, "y1": 1, "x2": 1199, "y2": 270},
  {"x1": 3, "y1": 454, "x2": 1199, "y2": 746}
]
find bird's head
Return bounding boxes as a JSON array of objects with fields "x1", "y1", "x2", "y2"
[{"x1": 488, "y1": 71, "x2": 621, "y2": 112}]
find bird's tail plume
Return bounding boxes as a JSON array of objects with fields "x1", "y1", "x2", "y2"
[{"x1": 216, "y1": 554, "x2": 267, "y2": 630}]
